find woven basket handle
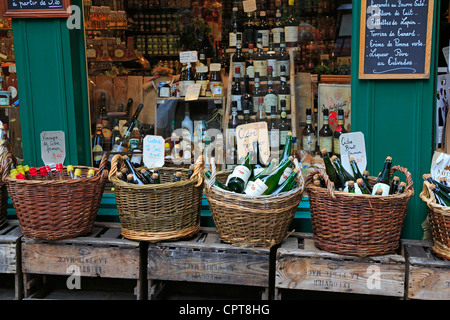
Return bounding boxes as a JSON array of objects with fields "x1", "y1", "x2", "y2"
[
  {"x1": 390, "y1": 165, "x2": 413, "y2": 193},
  {"x1": 108, "y1": 154, "x2": 124, "y2": 181},
  {"x1": 420, "y1": 180, "x2": 436, "y2": 208},
  {"x1": 305, "y1": 168, "x2": 337, "y2": 200},
  {"x1": 190, "y1": 155, "x2": 205, "y2": 187},
  {"x1": 96, "y1": 152, "x2": 108, "y2": 176},
  {"x1": 1, "y1": 152, "x2": 18, "y2": 182}
]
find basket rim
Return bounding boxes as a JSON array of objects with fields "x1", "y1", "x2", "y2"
[
  {"x1": 306, "y1": 183, "x2": 414, "y2": 198},
  {"x1": 110, "y1": 174, "x2": 201, "y2": 189},
  {"x1": 205, "y1": 183, "x2": 304, "y2": 201}
]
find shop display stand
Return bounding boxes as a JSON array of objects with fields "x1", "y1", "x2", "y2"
[
  {"x1": 0, "y1": 221, "x2": 23, "y2": 300},
  {"x1": 223, "y1": 47, "x2": 300, "y2": 154},
  {"x1": 275, "y1": 232, "x2": 406, "y2": 300}
]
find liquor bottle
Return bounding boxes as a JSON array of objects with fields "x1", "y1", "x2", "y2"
[
  {"x1": 196, "y1": 66, "x2": 209, "y2": 97},
  {"x1": 241, "y1": 75, "x2": 253, "y2": 116},
  {"x1": 123, "y1": 103, "x2": 144, "y2": 133},
  {"x1": 331, "y1": 155, "x2": 354, "y2": 188},
  {"x1": 347, "y1": 180, "x2": 355, "y2": 193},
  {"x1": 271, "y1": 168, "x2": 299, "y2": 195},
  {"x1": 91, "y1": 125, "x2": 105, "y2": 167},
  {"x1": 423, "y1": 174, "x2": 450, "y2": 194},
  {"x1": 246, "y1": 44, "x2": 255, "y2": 79},
  {"x1": 204, "y1": 170, "x2": 232, "y2": 191},
  {"x1": 45, "y1": 165, "x2": 55, "y2": 180},
  {"x1": 110, "y1": 125, "x2": 121, "y2": 149},
  {"x1": 243, "y1": 104, "x2": 251, "y2": 124},
  {"x1": 390, "y1": 176, "x2": 400, "y2": 194},
  {"x1": 229, "y1": 0, "x2": 243, "y2": 49},
  {"x1": 153, "y1": 168, "x2": 161, "y2": 183},
  {"x1": 264, "y1": 66, "x2": 278, "y2": 115},
  {"x1": 266, "y1": 34, "x2": 278, "y2": 79},
  {"x1": 277, "y1": 32, "x2": 290, "y2": 78},
  {"x1": 255, "y1": 97, "x2": 268, "y2": 125},
  {"x1": 98, "y1": 92, "x2": 107, "y2": 119},
  {"x1": 272, "y1": 1, "x2": 283, "y2": 49},
  {"x1": 333, "y1": 108, "x2": 347, "y2": 156},
  {"x1": 302, "y1": 108, "x2": 316, "y2": 154},
  {"x1": 251, "y1": 140, "x2": 265, "y2": 176},
  {"x1": 231, "y1": 67, "x2": 243, "y2": 113},
  {"x1": 284, "y1": 0, "x2": 298, "y2": 47},
  {"x1": 278, "y1": 101, "x2": 291, "y2": 148},
  {"x1": 269, "y1": 105, "x2": 279, "y2": 150},
  {"x1": 123, "y1": 155, "x2": 147, "y2": 185},
  {"x1": 253, "y1": 33, "x2": 267, "y2": 78},
  {"x1": 244, "y1": 156, "x2": 293, "y2": 196},
  {"x1": 349, "y1": 157, "x2": 371, "y2": 192},
  {"x1": 232, "y1": 33, "x2": 246, "y2": 78},
  {"x1": 243, "y1": 12, "x2": 256, "y2": 48},
  {"x1": 131, "y1": 138, "x2": 143, "y2": 167},
  {"x1": 181, "y1": 103, "x2": 194, "y2": 141},
  {"x1": 319, "y1": 108, "x2": 333, "y2": 155},
  {"x1": 226, "y1": 150, "x2": 253, "y2": 193},
  {"x1": 277, "y1": 66, "x2": 290, "y2": 112},
  {"x1": 357, "y1": 178, "x2": 371, "y2": 194},
  {"x1": 252, "y1": 72, "x2": 264, "y2": 114},
  {"x1": 125, "y1": 98, "x2": 133, "y2": 117},
  {"x1": 320, "y1": 149, "x2": 341, "y2": 189},
  {"x1": 128, "y1": 125, "x2": 141, "y2": 151},
  {"x1": 257, "y1": 1, "x2": 270, "y2": 48},
  {"x1": 180, "y1": 63, "x2": 195, "y2": 97},
  {"x1": 372, "y1": 156, "x2": 392, "y2": 195},
  {"x1": 229, "y1": 101, "x2": 241, "y2": 132}
]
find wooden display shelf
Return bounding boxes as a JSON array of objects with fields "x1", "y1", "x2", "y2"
[{"x1": 0, "y1": 221, "x2": 23, "y2": 300}]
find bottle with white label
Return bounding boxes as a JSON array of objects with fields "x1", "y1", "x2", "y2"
[
  {"x1": 266, "y1": 34, "x2": 278, "y2": 79},
  {"x1": 246, "y1": 44, "x2": 255, "y2": 79},
  {"x1": 231, "y1": 67, "x2": 242, "y2": 112},
  {"x1": 229, "y1": 0, "x2": 242, "y2": 48},
  {"x1": 232, "y1": 33, "x2": 246, "y2": 78},
  {"x1": 277, "y1": 32, "x2": 290, "y2": 78},
  {"x1": 181, "y1": 102, "x2": 193, "y2": 141},
  {"x1": 257, "y1": 2, "x2": 270, "y2": 48},
  {"x1": 284, "y1": 0, "x2": 298, "y2": 47},
  {"x1": 278, "y1": 100, "x2": 291, "y2": 148},
  {"x1": 253, "y1": 33, "x2": 267, "y2": 78},
  {"x1": 318, "y1": 108, "x2": 333, "y2": 155},
  {"x1": 226, "y1": 150, "x2": 253, "y2": 193},
  {"x1": 372, "y1": 156, "x2": 392, "y2": 195},
  {"x1": 272, "y1": 2, "x2": 283, "y2": 49},
  {"x1": 277, "y1": 65, "x2": 291, "y2": 112},
  {"x1": 252, "y1": 72, "x2": 264, "y2": 114},
  {"x1": 333, "y1": 108, "x2": 347, "y2": 156},
  {"x1": 302, "y1": 108, "x2": 316, "y2": 154},
  {"x1": 180, "y1": 63, "x2": 195, "y2": 97},
  {"x1": 264, "y1": 66, "x2": 278, "y2": 114}
]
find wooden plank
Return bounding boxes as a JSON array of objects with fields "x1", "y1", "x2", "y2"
[
  {"x1": 113, "y1": 76, "x2": 128, "y2": 111},
  {"x1": 0, "y1": 243, "x2": 17, "y2": 274},
  {"x1": 126, "y1": 76, "x2": 144, "y2": 121},
  {"x1": 9, "y1": 107, "x2": 22, "y2": 159},
  {"x1": 276, "y1": 233, "x2": 405, "y2": 298},
  {"x1": 93, "y1": 76, "x2": 115, "y2": 116}
]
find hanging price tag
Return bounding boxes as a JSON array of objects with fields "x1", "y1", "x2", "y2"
[
  {"x1": 40, "y1": 131, "x2": 66, "y2": 167},
  {"x1": 143, "y1": 135, "x2": 165, "y2": 169},
  {"x1": 339, "y1": 132, "x2": 367, "y2": 174},
  {"x1": 179, "y1": 51, "x2": 198, "y2": 64},
  {"x1": 209, "y1": 63, "x2": 221, "y2": 72},
  {"x1": 243, "y1": 0, "x2": 257, "y2": 12}
]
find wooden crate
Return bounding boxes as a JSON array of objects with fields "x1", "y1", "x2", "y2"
[
  {"x1": 275, "y1": 232, "x2": 406, "y2": 299},
  {"x1": 403, "y1": 239, "x2": 450, "y2": 300},
  {"x1": 147, "y1": 227, "x2": 271, "y2": 300},
  {"x1": 0, "y1": 221, "x2": 23, "y2": 300},
  {"x1": 21, "y1": 222, "x2": 145, "y2": 300}
]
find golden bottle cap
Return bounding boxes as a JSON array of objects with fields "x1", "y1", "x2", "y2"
[
  {"x1": 394, "y1": 176, "x2": 400, "y2": 181},
  {"x1": 24, "y1": 165, "x2": 30, "y2": 172},
  {"x1": 400, "y1": 182, "x2": 407, "y2": 187},
  {"x1": 74, "y1": 169, "x2": 82, "y2": 176},
  {"x1": 152, "y1": 173, "x2": 159, "y2": 179},
  {"x1": 349, "y1": 157, "x2": 355, "y2": 162},
  {"x1": 88, "y1": 169, "x2": 95, "y2": 176},
  {"x1": 348, "y1": 180, "x2": 355, "y2": 186},
  {"x1": 67, "y1": 165, "x2": 74, "y2": 172},
  {"x1": 320, "y1": 149, "x2": 328, "y2": 154},
  {"x1": 376, "y1": 188, "x2": 383, "y2": 195},
  {"x1": 386, "y1": 156, "x2": 392, "y2": 161},
  {"x1": 356, "y1": 178, "x2": 363, "y2": 185},
  {"x1": 313, "y1": 180, "x2": 320, "y2": 186}
]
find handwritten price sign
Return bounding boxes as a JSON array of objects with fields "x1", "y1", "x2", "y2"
[
  {"x1": 236, "y1": 122, "x2": 270, "y2": 164},
  {"x1": 143, "y1": 135, "x2": 165, "y2": 168},
  {"x1": 339, "y1": 132, "x2": 367, "y2": 174},
  {"x1": 40, "y1": 131, "x2": 66, "y2": 167}
]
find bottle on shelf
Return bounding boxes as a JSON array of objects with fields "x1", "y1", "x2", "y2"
[
  {"x1": 277, "y1": 32, "x2": 290, "y2": 78},
  {"x1": 266, "y1": 34, "x2": 278, "y2": 79},
  {"x1": 246, "y1": 43, "x2": 255, "y2": 79},
  {"x1": 180, "y1": 63, "x2": 195, "y2": 97},
  {"x1": 257, "y1": 0, "x2": 270, "y2": 48},
  {"x1": 226, "y1": 150, "x2": 253, "y2": 193},
  {"x1": 92, "y1": 124, "x2": 105, "y2": 168},
  {"x1": 252, "y1": 72, "x2": 264, "y2": 114},
  {"x1": 128, "y1": 124, "x2": 141, "y2": 151},
  {"x1": 278, "y1": 65, "x2": 291, "y2": 112},
  {"x1": 231, "y1": 67, "x2": 243, "y2": 113},
  {"x1": 333, "y1": 108, "x2": 347, "y2": 156},
  {"x1": 254, "y1": 33, "x2": 267, "y2": 78},
  {"x1": 232, "y1": 33, "x2": 246, "y2": 78},
  {"x1": 241, "y1": 75, "x2": 253, "y2": 117},
  {"x1": 278, "y1": 100, "x2": 291, "y2": 148},
  {"x1": 255, "y1": 97, "x2": 268, "y2": 125},
  {"x1": 319, "y1": 108, "x2": 333, "y2": 155},
  {"x1": 269, "y1": 105, "x2": 279, "y2": 151},
  {"x1": 264, "y1": 67, "x2": 277, "y2": 115},
  {"x1": 372, "y1": 156, "x2": 392, "y2": 195},
  {"x1": 243, "y1": 12, "x2": 256, "y2": 49},
  {"x1": 196, "y1": 66, "x2": 209, "y2": 97},
  {"x1": 302, "y1": 108, "x2": 316, "y2": 154},
  {"x1": 181, "y1": 102, "x2": 193, "y2": 141},
  {"x1": 284, "y1": 0, "x2": 298, "y2": 47},
  {"x1": 229, "y1": 0, "x2": 243, "y2": 49}
]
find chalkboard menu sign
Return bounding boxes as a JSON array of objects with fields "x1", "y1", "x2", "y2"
[
  {"x1": 0, "y1": 0, "x2": 70, "y2": 18},
  {"x1": 359, "y1": 0, "x2": 434, "y2": 79}
]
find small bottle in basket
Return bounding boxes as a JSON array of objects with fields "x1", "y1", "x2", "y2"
[
  {"x1": 74, "y1": 169, "x2": 82, "y2": 179},
  {"x1": 397, "y1": 182, "x2": 406, "y2": 194},
  {"x1": 116, "y1": 171, "x2": 127, "y2": 182},
  {"x1": 331, "y1": 155, "x2": 354, "y2": 188},
  {"x1": 87, "y1": 169, "x2": 95, "y2": 178},
  {"x1": 150, "y1": 173, "x2": 160, "y2": 184},
  {"x1": 67, "y1": 165, "x2": 75, "y2": 179},
  {"x1": 226, "y1": 150, "x2": 254, "y2": 193},
  {"x1": 39, "y1": 167, "x2": 50, "y2": 180},
  {"x1": 45, "y1": 165, "x2": 54, "y2": 180},
  {"x1": 347, "y1": 180, "x2": 355, "y2": 193},
  {"x1": 140, "y1": 169, "x2": 152, "y2": 183},
  {"x1": 123, "y1": 155, "x2": 147, "y2": 185},
  {"x1": 173, "y1": 171, "x2": 182, "y2": 182},
  {"x1": 23, "y1": 165, "x2": 31, "y2": 179},
  {"x1": 29, "y1": 167, "x2": 38, "y2": 180},
  {"x1": 15, "y1": 173, "x2": 26, "y2": 180},
  {"x1": 357, "y1": 178, "x2": 371, "y2": 194},
  {"x1": 390, "y1": 176, "x2": 400, "y2": 194},
  {"x1": 372, "y1": 156, "x2": 392, "y2": 196},
  {"x1": 349, "y1": 157, "x2": 371, "y2": 192},
  {"x1": 55, "y1": 163, "x2": 64, "y2": 180}
]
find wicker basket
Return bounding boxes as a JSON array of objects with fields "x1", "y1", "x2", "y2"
[
  {"x1": 420, "y1": 180, "x2": 450, "y2": 260},
  {"x1": 2, "y1": 153, "x2": 109, "y2": 240},
  {"x1": 204, "y1": 159, "x2": 305, "y2": 248},
  {"x1": 305, "y1": 166, "x2": 413, "y2": 257},
  {"x1": 108, "y1": 154, "x2": 204, "y2": 242}
]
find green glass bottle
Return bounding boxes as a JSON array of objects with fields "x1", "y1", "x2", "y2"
[
  {"x1": 331, "y1": 155, "x2": 354, "y2": 187},
  {"x1": 271, "y1": 168, "x2": 299, "y2": 195},
  {"x1": 349, "y1": 157, "x2": 371, "y2": 192},
  {"x1": 205, "y1": 170, "x2": 232, "y2": 191},
  {"x1": 372, "y1": 156, "x2": 392, "y2": 195},
  {"x1": 123, "y1": 155, "x2": 147, "y2": 185},
  {"x1": 397, "y1": 182, "x2": 406, "y2": 194},
  {"x1": 423, "y1": 174, "x2": 450, "y2": 194},
  {"x1": 227, "y1": 150, "x2": 254, "y2": 193},
  {"x1": 390, "y1": 176, "x2": 400, "y2": 195},
  {"x1": 279, "y1": 131, "x2": 292, "y2": 162},
  {"x1": 357, "y1": 178, "x2": 371, "y2": 194},
  {"x1": 320, "y1": 149, "x2": 341, "y2": 190},
  {"x1": 347, "y1": 180, "x2": 355, "y2": 193},
  {"x1": 244, "y1": 156, "x2": 294, "y2": 196}
]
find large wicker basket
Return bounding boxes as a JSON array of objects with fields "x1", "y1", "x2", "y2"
[
  {"x1": 2, "y1": 153, "x2": 109, "y2": 240},
  {"x1": 204, "y1": 159, "x2": 305, "y2": 248},
  {"x1": 420, "y1": 180, "x2": 450, "y2": 260},
  {"x1": 108, "y1": 154, "x2": 204, "y2": 242},
  {"x1": 306, "y1": 166, "x2": 413, "y2": 257}
]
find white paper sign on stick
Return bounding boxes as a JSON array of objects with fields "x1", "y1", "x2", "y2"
[
  {"x1": 339, "y1": 132, "x2": 367, "y2": 174},
  {"x1": 40, "y1": 131, "x2": 66, "y2": 167},
  {"x1": 243, "y1": 0, "x2": 257, "y2": 12},
  {"x1": 236, "y1": 122, "x2": 270, "y2": 164},
  {"x1": 143, "y1": 135, "x2": 165, "y2": 168},
  {"x1": 179, "y1": 51, "x2": 198, "y2": 64}
]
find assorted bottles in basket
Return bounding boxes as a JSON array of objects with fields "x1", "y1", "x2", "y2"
[
  {"x1": 9, "y1": 163, "x2": 96, "y2": 180},
  {"x1": 113, "y1": 155, "x2": 189, "y2": 185},
  {"x1": 207, "y1": 132, "x2": 301, "y2": 196},
  {"x1": 423, "y1": 174, "x2": 450, "y2": 206},
  {"x1": 317, "y1": 149, "x2": 406, "y2": 196}
]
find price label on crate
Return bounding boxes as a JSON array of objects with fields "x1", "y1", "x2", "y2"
[
  {"x1": 40, "y1": 130, "x2": 66, "y2": 167},
  {"x1": 339, "y1": 132, "x2": 367, "y2": 174},
  {"x1": 143, "y1": 135, "x2": 165, "y2": 168},
  {"x1": 236, "y1": 122, "x2": 270, "y2": 164},
  {"x1": 179, "y1": 51, "x2": 198, "y2": 64}
]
